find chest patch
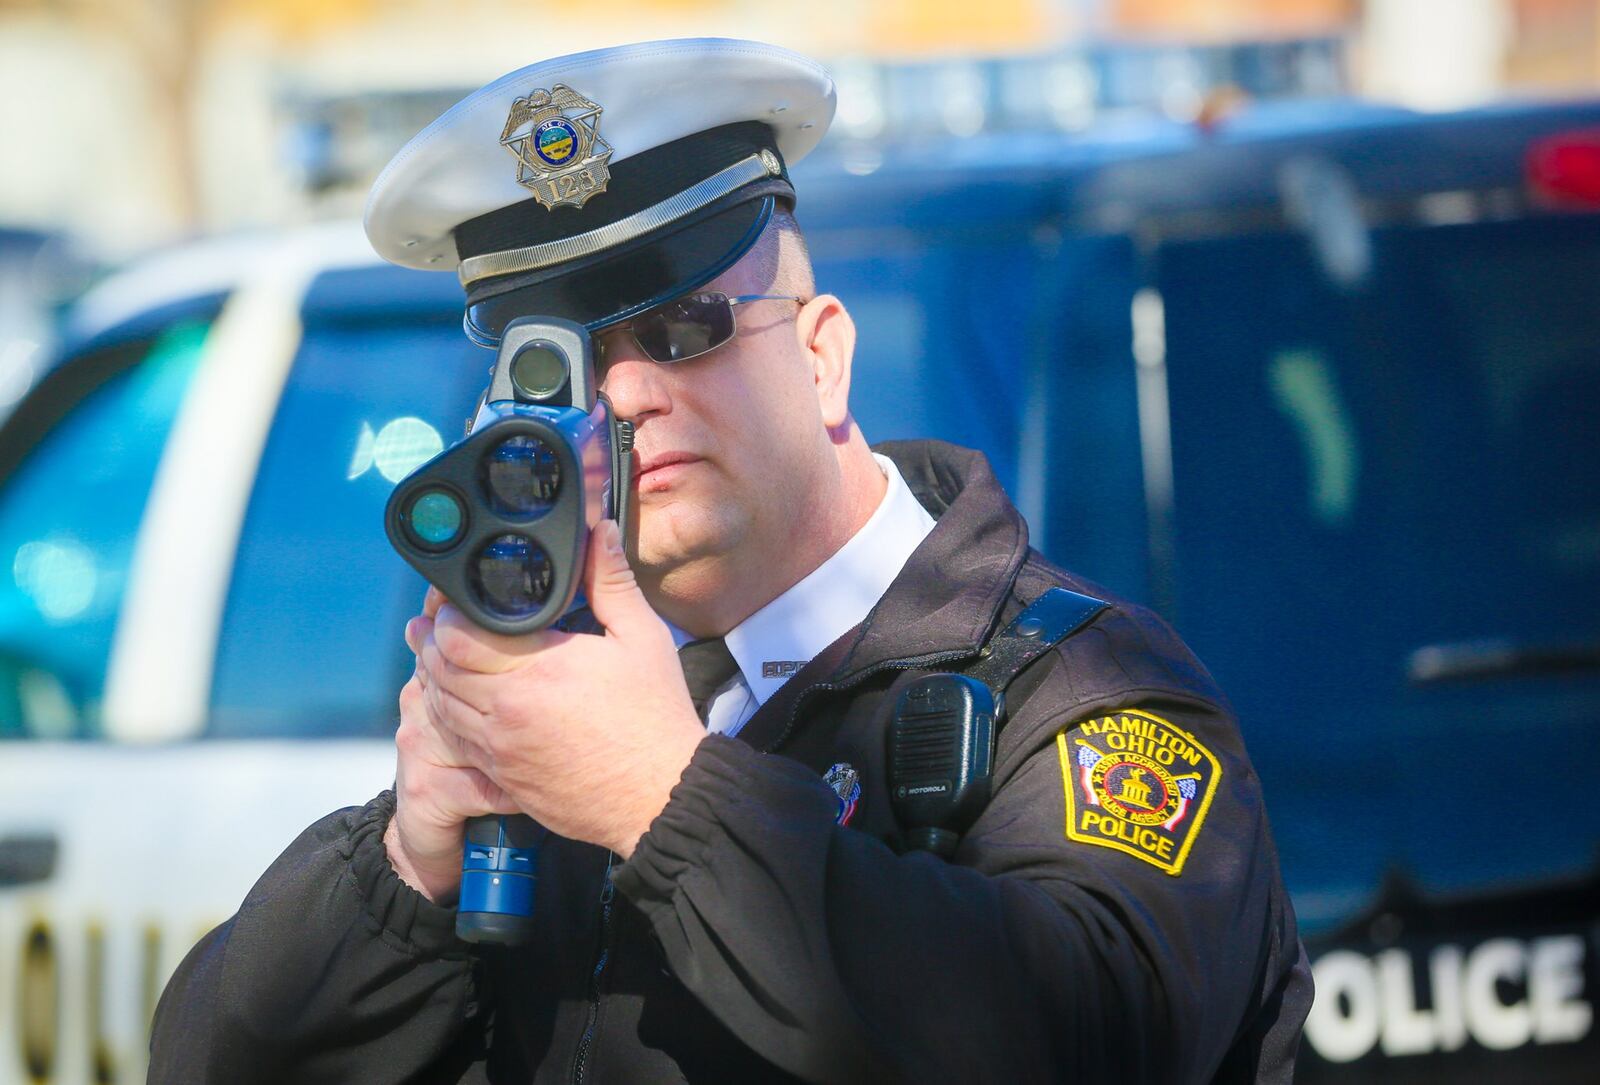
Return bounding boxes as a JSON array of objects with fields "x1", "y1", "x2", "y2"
[
  {"x1": 823, "y1": 763, "x2": 861, "y2": 826},
  {"x1": 1055, "y1": 709, "x2": 1221, "y2": 876}
]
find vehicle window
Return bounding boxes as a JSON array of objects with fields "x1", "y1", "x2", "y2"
[
  {"x1": 0, "y1": 320, "x2": 210, "y2": 738},
  {"x1": 206, "y1": 289, "x2": 487, "y2": 737},
  {"x1": 1156, "y1": 216, "x2": 1600, "y2": 929}
]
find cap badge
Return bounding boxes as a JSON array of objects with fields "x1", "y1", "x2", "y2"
[{"x1": 500, "y1": 84, "x2": 613, "y2": 211}]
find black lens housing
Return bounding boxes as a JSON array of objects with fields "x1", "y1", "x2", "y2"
[{"x1": 384, "y1": 402, "x2": 611, "y2": 635}]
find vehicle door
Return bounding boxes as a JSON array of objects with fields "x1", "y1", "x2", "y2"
[
  {"x1": 1155, "y1": 210, "x2": 1600, "y2": 1081},
  {"x1": 0, "y1": 253, "x2": 487, "y2": 1085}
]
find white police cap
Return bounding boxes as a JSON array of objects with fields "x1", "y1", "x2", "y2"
[{"x1": 364, "y1": 38, "x2": 834, "y2": 335}]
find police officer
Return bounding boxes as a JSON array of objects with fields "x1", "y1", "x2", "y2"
[{"x1": 151, "y1": 39, "x2": 1310, "y2": 1084}]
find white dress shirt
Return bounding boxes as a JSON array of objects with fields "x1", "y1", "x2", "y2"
[{"x1": 669, "y1": 453, "x2": 936, "y2": 737}]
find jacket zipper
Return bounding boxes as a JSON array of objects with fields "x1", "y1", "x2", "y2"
[
  {"x1": 571, "y1": 852, "x2": 616, "y2": 1085},
  {"x1": 765, "y1": 649, "x2": 976, "y2": 753}
]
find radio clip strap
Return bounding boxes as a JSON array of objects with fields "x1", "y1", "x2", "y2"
[
  {"x1": 967, "y1": 586, "x2": 1109, "y2": 708},
  {"x1": 885, "y1": 587, "x2": 1109, "y2": 855}
]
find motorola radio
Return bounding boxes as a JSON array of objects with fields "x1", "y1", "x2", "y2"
[{"x1": 887, "y1": 674, "x2": 999, "y2": 857}]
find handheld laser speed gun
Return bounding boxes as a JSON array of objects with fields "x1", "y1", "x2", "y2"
[{"x1": 385, "y1": 316, "x2": 633, "y2": 943}]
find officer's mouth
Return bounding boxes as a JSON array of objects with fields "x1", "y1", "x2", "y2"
[{"x1": 636, "y1": 452, "x2": 704, "y2": 492}]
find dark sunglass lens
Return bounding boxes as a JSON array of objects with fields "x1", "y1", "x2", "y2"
[{"x1": 634, "y1": 294, "x2": 735, "y2": 362}]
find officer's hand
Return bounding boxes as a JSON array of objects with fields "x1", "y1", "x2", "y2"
[
  {"x1": 384, "y1": 619, "x2": 521, "y2": 905},
  {"x1": 411, "y1": 519, "x2": 705, "y2": 858}
]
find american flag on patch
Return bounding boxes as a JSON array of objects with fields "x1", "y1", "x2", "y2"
[
  {"x1": 823, "y1": 763, "x2": 861, "y2": 827},
  {"x1": 1164, "y1": 776, "x2": 1200, "y2": 830},
  {"x1": 1076, "y1": 744, "x2": 1102, "y2": 806}
]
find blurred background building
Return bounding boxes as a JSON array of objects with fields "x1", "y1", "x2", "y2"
[{"x1": 2, "y1": 0, "x2": 1599, "y2": 257}]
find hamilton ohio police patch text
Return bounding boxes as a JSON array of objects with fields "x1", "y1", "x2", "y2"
[{"x1": 1055, "y1": 708, "x2": 1221, "y2": 875}]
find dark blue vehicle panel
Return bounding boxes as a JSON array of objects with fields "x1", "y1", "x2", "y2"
[{"x1": 1157, "y1": 215, "x2": 1600, "y2": 924}]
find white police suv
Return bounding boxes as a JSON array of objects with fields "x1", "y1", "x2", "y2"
[{"x1": 0, "y1": 222, "x2": 492, "y2": 1084}]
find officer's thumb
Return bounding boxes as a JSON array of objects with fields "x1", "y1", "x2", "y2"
[{"x1": 584, "y1": 520, "x2": 652, "y2": 635}]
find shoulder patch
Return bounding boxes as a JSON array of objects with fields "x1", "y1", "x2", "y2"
[{"x1": 1055, "y1": 708, "x2": 1221, "y2": 876}]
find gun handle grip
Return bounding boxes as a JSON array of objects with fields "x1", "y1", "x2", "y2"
[{"x1": 456, "y1": 813, "x2": 542, "y2": 944}]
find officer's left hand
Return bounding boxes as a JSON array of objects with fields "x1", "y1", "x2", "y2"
[{"x1": 410, "y1": 519, "x2": 706, "y2": 859}]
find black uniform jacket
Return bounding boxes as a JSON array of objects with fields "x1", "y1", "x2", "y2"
[{"x1": 150, "y1": 440, "x2": 1311, "y2": 1084}]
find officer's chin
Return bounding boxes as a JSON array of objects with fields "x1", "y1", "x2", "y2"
[{"x1": 635, "y1": 502, "x2": 743, "y2": 570}]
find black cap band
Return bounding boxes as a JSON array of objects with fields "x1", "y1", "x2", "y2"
[
  {"x1": 464, "y1": 192, "x2": 778, "y2": 339},
  {"x1": 453, "y1": 121, "x2": 787, "y2": 265},
  {"x1": 456, "y1": 121, "x2": 795, "y2": 336}
]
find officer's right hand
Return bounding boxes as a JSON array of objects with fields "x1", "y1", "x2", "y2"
[{"x1": 386, "y1": 587, "x2": 521, "y2": 905}]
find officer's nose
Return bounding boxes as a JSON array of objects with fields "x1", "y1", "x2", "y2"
[{"x1": 595, "y1": 329, "x2": 672, "y2": 422}]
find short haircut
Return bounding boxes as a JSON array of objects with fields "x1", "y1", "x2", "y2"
[{"x1": 747, "y1": 204, "x2": 815, "y2": 299}]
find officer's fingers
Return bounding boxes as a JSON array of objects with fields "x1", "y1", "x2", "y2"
[
  {"x1": 421, "y1": 674, "x2": 493, "y2": 765},
  {"x1": 398, "y1": 701, "x2": 464, "y2": 773},
  {"x1": 432, "y1": 602, "x2": 556, "y2": 674},
  {"x1": 413, "y1": 632, "x2": 493, "y2": 734},
  {"x1": 416, "y1": 623, "x2": 498, "y2": 709},
  {"x1": 584, "y1": 520, "x2": 666, "y2": 644},
  {"x1": 459, "y1": 766, "x2": 521, "y2": 818},
  {"x1": 398, "y1": 673, "x2": 426, "y2": 719},
  {"x1": 400, "y1": 679, "x2": 480, "y2": 768},
  {"x1": 405, "y1": 615, "x2": 427, "y2": 656},
  {"x1": 423, "y1": 585, "x2": 448, "y2": 620},
  {"x1": 411, "y1": 756, "x2": 518, "y2": 823}
]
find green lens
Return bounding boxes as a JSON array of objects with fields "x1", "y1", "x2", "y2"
[
  {"x1": 408, "y1": 489, "x2": 463, "y2": 546},
  {"x1": 511, "y1": 343, "x2": 569, "y2": 400}
]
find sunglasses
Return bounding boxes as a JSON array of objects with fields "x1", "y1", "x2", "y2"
[{"x1": 596, "y1": 292, "x2": 805, "y2": 366}]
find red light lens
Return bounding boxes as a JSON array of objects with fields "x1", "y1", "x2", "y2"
[{"x1": 1527, "y1": 128, "x2": 1600, "y2": 207}]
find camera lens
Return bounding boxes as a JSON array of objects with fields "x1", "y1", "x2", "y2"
[
  {"x1": 510, "y1": 343, "x2": 568, "y2": 400},
  {"x1": 406, "y1": 489, "x2": 464, "y2": 548},
  {"x1": 470, "y1": 534, "x2": 554, "y2": 618},
  {"x1": 482, "y1": 435, "x2": 561, "y2": 516}
]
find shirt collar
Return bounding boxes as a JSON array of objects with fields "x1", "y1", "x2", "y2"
[{"x1": 718, "y1": 453, "x2": 935, "y2": 705}]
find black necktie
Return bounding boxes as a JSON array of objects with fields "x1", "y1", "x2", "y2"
[{"x1": 678, "y1": 637, "x2": 739, "y2": 724}]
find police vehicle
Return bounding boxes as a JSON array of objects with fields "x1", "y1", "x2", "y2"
[
  {"x1": 0, "y1": 227, "x2": 90, "y2": 431},
  {"x1": 1, "y1": 99, "x2": 1597, "y2": 1084}
]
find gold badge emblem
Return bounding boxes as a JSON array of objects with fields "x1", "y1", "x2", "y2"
[
  {"x1": 1056, "y1": 709, "x2": 1222, "y2": 876},
  {"x1": 500, "y1": 84, "x2": 612, "y2": 211}
]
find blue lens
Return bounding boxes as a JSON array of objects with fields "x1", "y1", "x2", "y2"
[
  {"x1": 482, "y1": 436, "x2": 561, "y2": 517},
  {"x1": 470, "y1": 534, "x2": 553, "y2": 618},
  {"x1": 409, "y1": 490, "x2": 464, "y2": 546}
]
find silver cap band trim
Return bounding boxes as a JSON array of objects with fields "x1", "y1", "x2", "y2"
[{"x1": 458, "y1": 150, "x2": 783, "y2": 288}]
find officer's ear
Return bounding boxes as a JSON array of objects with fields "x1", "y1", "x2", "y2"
[{"x1": 798, "y1": 294, "x2": 855, "y2": 432}]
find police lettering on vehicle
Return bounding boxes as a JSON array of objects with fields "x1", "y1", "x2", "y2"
[
  {"x1": 1054, "y1": 709, "x2": 1221, "y2": 875},
  {"x1": 1305, "y1": 935, "x2": 1593, "y2": 1063}
]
